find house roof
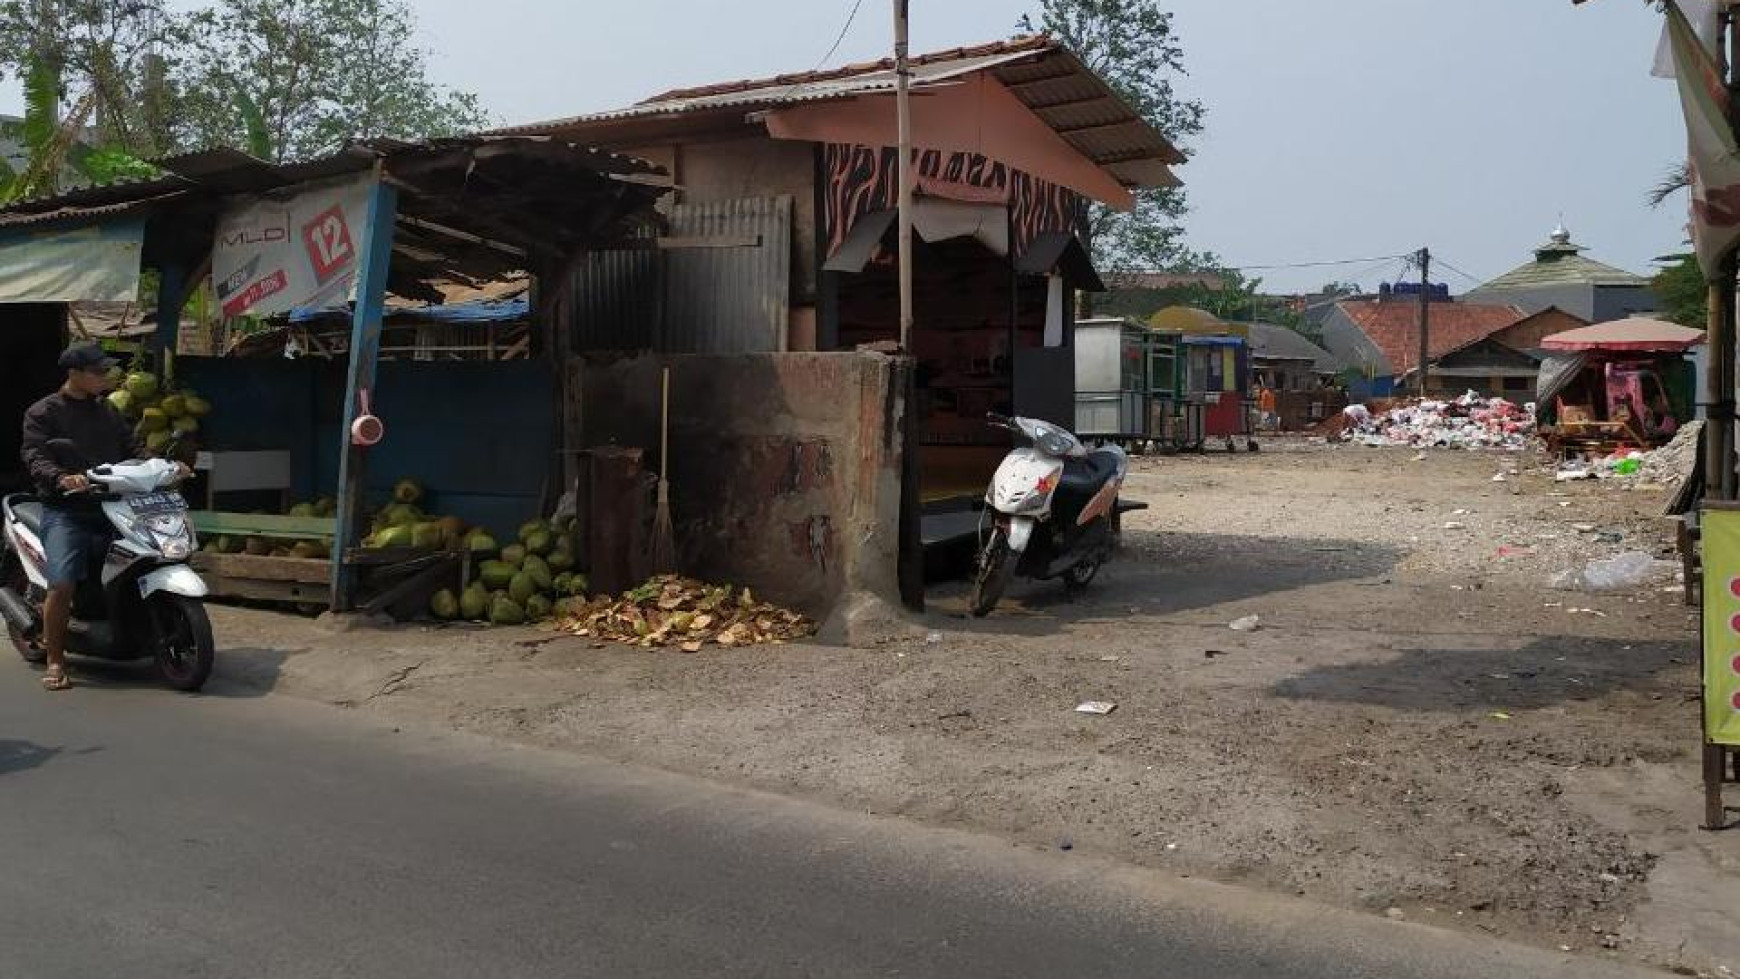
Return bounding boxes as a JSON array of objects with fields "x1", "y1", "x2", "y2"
[
  {"x1": 1540, "y1": 316, "x2": 1706, "y2": 352},
  {"x1": 492, "y1": 36, "x2": 1183, "y2": 191},
  {"x1": 1335, "y1": 299, "x2": 1526, "y2": 377},
  {"x1": 1473, "y1": 226, "x2": 1649, "y2": 292},
  {"x1": 1246, "y1": 322, "x2": 1337, "y2": 371}
]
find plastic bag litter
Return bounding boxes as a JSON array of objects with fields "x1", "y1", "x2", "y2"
[
  {"x1": 1549, "y1": 551, "x2": 1672, "y2": 592},
  {"x1": 1229, "y1": 615, "x2": 1261, "y2": 632}
]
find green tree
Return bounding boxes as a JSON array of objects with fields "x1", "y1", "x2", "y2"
[
  {"x1": 1019, "y1": 0, "x2": 1206, "y2": 273},
  {"x1": 175, "y1": 0, "x2": 488, "y2": 163},
  {"x1": 1653, "y1": 252, "x2": 1708, "y2": 328},
  {"x1": 0, "y1": 0, "x2": 185, "y2": 159}
]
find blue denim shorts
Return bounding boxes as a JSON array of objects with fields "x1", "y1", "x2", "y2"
[{"x1": 40, "y1": 506, "x2": 113, "y2": 589}]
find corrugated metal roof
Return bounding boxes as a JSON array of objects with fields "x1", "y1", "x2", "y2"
[
  {"x1": 0, "y1": 135, "x2": 666, "y2": 232},
  {"x1": 493, "y1": 36, "x2": 1183, "y2": 188}
]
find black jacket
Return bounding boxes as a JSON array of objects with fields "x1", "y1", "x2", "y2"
[{"x1": 20, "y1": 390, "x2": 144, "y2": 499}]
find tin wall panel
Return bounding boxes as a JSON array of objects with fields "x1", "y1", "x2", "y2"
[{"x1": 663, "y1": 196, "x2": 791, "y2": 353}]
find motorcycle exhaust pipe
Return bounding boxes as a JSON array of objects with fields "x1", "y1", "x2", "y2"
[{"x1": 0, "y1": 586, "x2": 38, "y2": 637}]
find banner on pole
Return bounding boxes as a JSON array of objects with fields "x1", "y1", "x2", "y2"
[
  {"x1": 0, "y1": 220, "x2": 144, "y2": 303},
  {"x1": 1702, "y1": 507, "x2": 1740, "y2": 746},
  {"x1": 211, "y1": 174, "x2": 373, "y2": 319},
  {"x1": 1667, "y1": 0, "x2": 1740, "y2": 279}
]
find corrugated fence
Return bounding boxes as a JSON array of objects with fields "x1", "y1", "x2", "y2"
[{"x1": 568, "y1": 195, "x2": 791, "y2": 354}]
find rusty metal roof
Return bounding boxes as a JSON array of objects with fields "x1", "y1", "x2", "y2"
[{"x1": 493, "y1": 36, "x2": 1183, "y2": 189}]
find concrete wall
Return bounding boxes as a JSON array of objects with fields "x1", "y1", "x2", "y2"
[{"x1": 577, "y1": 351, "x2": 905, "y2": 618}]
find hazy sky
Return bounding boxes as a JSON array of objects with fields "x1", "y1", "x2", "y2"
[{"x1": 3, "y1": 0, "x2": 1690, "y2": 294}]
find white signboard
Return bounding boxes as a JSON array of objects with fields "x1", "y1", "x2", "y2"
[
  {"x1": 212, "y1": 174, "x2": 373, "y2": 319},
  {"x1": 0, "y1": 220, "x2": 144, "y2": 303}
]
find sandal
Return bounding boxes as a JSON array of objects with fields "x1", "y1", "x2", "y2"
[{"x1": 40, "y1": 666, "x2": 72, "y2": 691}]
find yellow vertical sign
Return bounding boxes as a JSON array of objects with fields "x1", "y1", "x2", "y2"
[{"x1": 1703, "y1": 508, "x2": 1740, "y2": 746}]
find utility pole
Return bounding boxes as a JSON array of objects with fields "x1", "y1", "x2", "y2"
[
  {"x1": 1416, "y1": 246, "x2": 1431, "y2": 398},
  {"x1": 893, "y1": 0, "x2": 914, "y2": 352},
  {"x1": 891, "y1": 0, "x2": 923, "y2": 612}
]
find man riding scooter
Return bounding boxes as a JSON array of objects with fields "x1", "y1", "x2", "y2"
[{"x1": 18, "y1": 344, "x2": 186, "y2": 691}]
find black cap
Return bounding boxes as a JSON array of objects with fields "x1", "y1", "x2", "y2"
[{"x1": 58, "y1": 343, "x2": 116, "y2": 372}]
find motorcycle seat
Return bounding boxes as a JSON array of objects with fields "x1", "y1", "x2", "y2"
[{"x1": 1058, "y1": 450, "x2": 1121, "y2": 500}]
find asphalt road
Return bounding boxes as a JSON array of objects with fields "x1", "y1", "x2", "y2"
[{"x1": 0, "y1": 656, "x2": 1658, "y2": 979}]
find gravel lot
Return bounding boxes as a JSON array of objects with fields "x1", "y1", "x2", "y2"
[{"x1": 207, "y1": 440, "x2": 1740, "y2": 974}]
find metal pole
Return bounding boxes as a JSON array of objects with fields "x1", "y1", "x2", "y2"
[
  {"x1": 1416, "y1": 247, "x2": 1431, "y2": 398},
  {"x1": 894, "y1": 0, "x2": 914, "y2": 352}
]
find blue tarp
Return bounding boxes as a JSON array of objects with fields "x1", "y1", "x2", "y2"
[{"x1": 287, "y1": 297, "x2": 529, "y2": 325}]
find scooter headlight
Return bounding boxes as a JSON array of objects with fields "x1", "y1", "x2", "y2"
[{"x1": 144, "y1": 514, "x2": 193, "y2": 559}]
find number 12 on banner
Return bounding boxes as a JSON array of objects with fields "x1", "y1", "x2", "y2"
[{"x1": 302, "y1": 204, "x2": 356, "y2": 285}]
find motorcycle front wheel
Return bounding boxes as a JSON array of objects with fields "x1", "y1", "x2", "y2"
[
  {"x1": 969, "y1": 529, "x2": 1016, "y2": 618},
  {"x1": 151, "y1": 595, "x2": 214, "y2": 692}
]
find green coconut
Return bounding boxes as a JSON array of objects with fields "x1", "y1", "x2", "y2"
[
  {"x1": 523, "y1": 529, "x2": 553, "y2": 556},
  {"x1": 524, "y1": 593, "x2": 552, "y2": 621},
  {"x1": 123, "y1": 372, "x2": 159, "y2": 400},
  {"x1": 430, "y1": 589, "x2": 460, "y2": 621},
  {"x1": 546, "y1": 549, "x2": 575, "y2": 574},
  {"x1": 518, "y1": 519, "x2": 550, "y2": 544},
  {"x1": 139, "y1": 407, "x2": 169, "y2": 433},
  {"x1": 500, "y1": 543, "x2": 527, "y2": 568},
  {"x1": 507, "y1": 572, "x2": 537, "y2": 605},
  {"x1": 478, "y1": 560, "x2": 516, "y2": 590},
  {"x1": 158, "y1": 394, "x2": 187, "y2": 417},
  {"x1": 465, "y1": 531, "x2": 498, "y2": 554},
  {"x1": 183, "y1": 394, "x2": 212, "y2": 419},
  {"x1": 144, "y1": 430, "x2": 173, "y2": 455},
  {"x1": 522, "y1": 554, "x2": 553, "y2": 592},
  {"x1": 488, "y1": 594, "x2": 526, "y2": 626},
  {"x1": 460, "y1": 582, "x2": 490, "y2": 621},
  {"x1": 107, "y1": 390, "x2": 135, "y2": 417},
  {"x1": 392, "y1": 479, "x2": 424, "y2": 505},
  {"x1": 410, "y1": 522, "x2": 444, "y2": 549}
]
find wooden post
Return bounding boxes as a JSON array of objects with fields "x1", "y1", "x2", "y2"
[
  {"x1": 154, "y1": 264, "x2": 183, "y2": 358},
  {"x1": 1416, "y1": 247, "x2": 1431, "y2": 398},
  {"x1": 329, "y1": 173, "x2": 400, "y2": 611}
]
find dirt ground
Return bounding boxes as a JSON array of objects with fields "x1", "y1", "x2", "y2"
[{"x1": 207, "y1": 440, "x2": 1740, "y2": 975}]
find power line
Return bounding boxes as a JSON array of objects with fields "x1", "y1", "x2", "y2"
[
  {"x1": 811, "y1": 0, "x2": 869, "y2": 74},
  {"x1": 1218, "y1": 252, "x2": 1414, "y2": 273},
  {"x1": 1431, "y1": 255, "x2": 1489, "y2": 287}
]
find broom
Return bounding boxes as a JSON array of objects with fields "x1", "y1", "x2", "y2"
[{"x1": 649, "y1": 365, "x2": 678, "y2": 574}]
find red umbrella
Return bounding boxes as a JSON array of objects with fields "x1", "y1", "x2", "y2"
[{"x1": 1539, "y1": 317, "x2": 1707, "y2": 353}]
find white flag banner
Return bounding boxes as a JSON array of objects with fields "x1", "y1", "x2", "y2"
[
  {"x1": 211, "y1": 173, "x2": 374, "y2": 320},
  {"x1": 1654, "y1": 0, "x2": 1718, "y2": 79},
  {"x1": 1667, "y1": 0, "x2": 1740, "y2": 278}
]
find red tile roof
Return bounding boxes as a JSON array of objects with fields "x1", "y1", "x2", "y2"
[{"x1": 1337, "y1": 299, "x2": 1526, "y2": 376}]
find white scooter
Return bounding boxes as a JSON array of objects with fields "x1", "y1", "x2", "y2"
[
  {"x1": 970, "y1": 413, "x2": 1141, "y2": 617},
  {"x1": 1, "y1": 442, "x2": 215, "y2": 691}
]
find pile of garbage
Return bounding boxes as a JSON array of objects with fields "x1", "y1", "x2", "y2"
[
  {"x1": 1553, "y1": 420, "x2": 1703, "y2": 485},
  {"x1": 1341, "y1": 391, "x2": 1535, "y2": 450},
  {"x1": 1638, "y1": 420, "x2": 1702, "y2": 486},
  {"x1": 551, "y1": 575, "x2": 816, "y2": 651}
]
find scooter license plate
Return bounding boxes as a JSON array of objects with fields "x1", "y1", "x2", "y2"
[{"x1": 129, "y1": 493, "x2": 182, "y2": 515}]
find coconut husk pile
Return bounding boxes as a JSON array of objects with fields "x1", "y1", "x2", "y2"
[{"x1": 551, "y1": 575, "x2": 815, "y2": 651}]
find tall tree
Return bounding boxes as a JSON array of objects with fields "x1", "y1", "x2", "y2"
[
  {"x1": 1019, "y1": 0, "x2": 1206, "y2": 273},
  {"x1": 175, "y1": 0, "x2": 488, "y2": 163},
  {"x1": 0, "y1": 0, "x2": 184, "y2": 159},
  {"x1": 1652, "y1": 253, "x2": 1708, "y2": 328}
]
